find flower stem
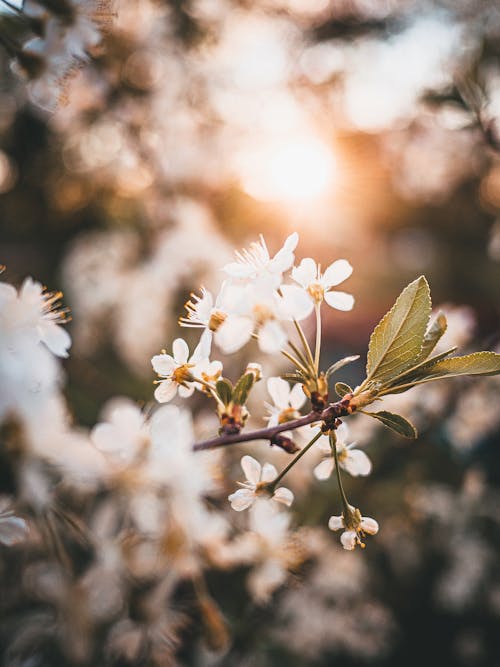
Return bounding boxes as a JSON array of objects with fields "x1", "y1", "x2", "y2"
[
  {"x1": 293, "y1": 318, "x2": 316, "y2": 373},
  {"x1": 267, "y1": 429, "x2": 323, "y2": 490},
  {"x1": 280, "y1": 349, "x2": 311, "y2": 376},
  {"x1": 330, "y1": 431, "x2": 351, "y2": 516},
  {"x1": 314, "y1": 304, "x2": 322, "y2": 373}
]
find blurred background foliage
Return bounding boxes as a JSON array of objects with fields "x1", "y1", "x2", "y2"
[{"x1": 0, "y1": 0, "x2": 500, "y2": 666}]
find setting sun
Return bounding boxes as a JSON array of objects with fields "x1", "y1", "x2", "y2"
[{"x1": 237, "y1": 137, "x2": 337, "y2": 203}]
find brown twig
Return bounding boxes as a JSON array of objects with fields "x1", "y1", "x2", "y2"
[{"x1": 192, "y1": 397, "x2": 353, "y2": 451}]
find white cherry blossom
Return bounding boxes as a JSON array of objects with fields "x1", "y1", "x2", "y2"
[
  {"x1": 91, "y1": 400, "x2": 149, "y2": 465},
  {"x1": 314, "y1": 423, "x2": 372, "y2": 480},
  {"x1": 151, "y1": 336, "x2": 213, "y2": 403},
  {"x1": 223, "y1": 232, "x2": 298, "y2": 291},
  {"x1": 1, "y1": 277, "x2": 71, "y2": 357},
  {"x1": 328, "y1": 506, "x2": 379, "y2": 550},
  {"x1": 228, "y1": 455, "x2": 294, "y2": 511},
  {"x1": 265, "y1": 377, "x2": 306, "y2": 427},
  {"x1": 285, "y1": 257, "x2": 354, "y2": 317}
]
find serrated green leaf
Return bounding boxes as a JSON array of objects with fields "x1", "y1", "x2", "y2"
[
  {"x1": 382, "y1": 346, "x2": 457, "y2": 389},
  {"x1": 366, "y1": 276, "x2": 431, "y2": 384},
  {"x1": 415, "y1": 311, "x2": 447, "y2": 363},
  {"x1": 335, "y1": 382, "x2": 353, "y2": 398},
  {"x1": 232, "y1": 373, "x2": 255, "y2": 405},
  {"x1": 361, "y1": 410, "x2": 417, "y2": 438},
  {"x1": 380, "y1": 351, "x2": 500, "y2": 395},
  {"x1": 411, "y1": 351, "x2": 500, "y2": 382},
  {"x1": 325, "y1": 355, "x2": 360, "y2": 380},
  {"x1": 215, "y1": 379, "x2": 233, "y2": 405}
]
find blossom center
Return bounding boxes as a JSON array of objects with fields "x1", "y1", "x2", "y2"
[
  {"x1": 252, "y1": 303, "x2": 274, "y2": 326},
  {"x1": 307, "y1": 282, "x2": 324, "y2": 304},
  {"x1": 278, "y1": 407, "x2": 300, "y2": 424},
  {"x1": 172, "y1": 364, "x2": 194, "y2": 384},
  {"x1": 208, "y1": 310, "x2": 227, "y2": 332}
]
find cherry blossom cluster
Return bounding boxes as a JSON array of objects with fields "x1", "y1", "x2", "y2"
[{"x1": 151, "y1": 233, "x2": 378, "y2": 551}]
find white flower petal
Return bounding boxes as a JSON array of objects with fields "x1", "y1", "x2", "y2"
[
  {"x1": 261, "y1": 462, "x2": 278, "y2": 483},
  {"x1": 39, "y1": 322, "x2": 71, "y2": 358},
  {"x1": 191, "y1": 329, "x2": 211, "y2": 362},
  {"x1": 360, "y1": 517, "x2": 379, "y2": 535},
  {"x1": 323, "y1": 259, "x2": 353, "y2": 288},
  {"x1": 0, "y1": 282, "x2": 17, "y2": 307},
  {"x1": 228, "y1": 488, "x2": 255, "y2": 511},
  {"x1": 292, "y1": 257, "x2": 317, "y2": 288},
  {"x1": 316, "y1": 435, "x2": 332, "y2": 453},
  {"x1": 223, "y1": 262, "x2": 255, "y2": 279},
  {"x1": 178, "y1": 384, "x2": 195, "y2": 398},
  {"x1": 271, "y1": 232, "x2": 299, "y2": 273},
  {"x1": 343, "y1": 449, "x2": 372, "y2": 477},
  {"x1": 314, "y1": 458, "x2": 334, "y2": 480},
  {"x1": 215, "y1": 316, "x2": 253, "y2": 354},
  {"x1": 324, "y1": 291, "x2": 355, "y2": 311},
  {"x1": 279, "y1": 284, "x2": 314, "y2": 321},
  {"x1": 241, "y1": 455, "x2": 261, "y2": 486},
  {"x1": 289, "y1": 383, "x2": 306, "y2": 410},
  {"x1": 154, "y1": 380, "x2": 178, "y2": 403},
  {"x1": 151, "y1": 354, "x2": 176, "y2": 376},
  {"x1": 172, "y1": 338, "x2": 190, "y2": 364},
  {"x1": 273, "y1": 487, "x2": 294, "y2": 506},
  {"x1": 340, "y1": 529, "x2": 357, "y2": 550},
  {"x1": 267, "y1": 377, "x2": 291, "y2": 409},
  {"x1": 336, "y1": 422, "x2": 350, "y2": 443},
  {"x1": 258, "y1": 320, "x2": 287, "y2": 354},
  {"x1": 328, "y1": 515, "x2": 344, "y2": 531}
]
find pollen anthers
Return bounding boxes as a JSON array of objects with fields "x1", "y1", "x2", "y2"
[
  {"x1": 41, "y1": 287, "x2": 71, "y2": 323},
  {"x1": 307, "y1": 282, "x2": 325, "y2": 304},
  {"x1": 172, "y1": 364, "x2": 195, "y2": 385}
]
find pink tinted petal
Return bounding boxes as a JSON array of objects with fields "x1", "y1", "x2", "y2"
[
  {"x1": 215, "y1": 316, "x2": 253, "y2": 354},
  {"x1": 151, "y1": 354, "x2": 176, "y2": 376},
  {"x1": 340, "y1": 530, "x2": 357, "y2": 550},
  {"x1": 258, "y1": 321, "x2": 287, "y2": 354},
  {"x1": 228, "y1": 488, "x2": 255, "y2": 511},
  {"x1": 328, "y1": 515, "x2": 344, "y2": 531},
  {"x1": 261, "y1": 462, "x2": 278, "y2": 483},
  {"x1": 324, "y1": 291, "x2": 355, "y2": 311},
  {"x1": 241, "y1": 455, "x2": 261, "y2": 486},
  {"x1": 291, "y1": 257, "x2": 317, "y2": 287},
  {"x1": 273, "y1": 487, "x2": 294, "y2": 507},
  {"x1": 314, "y1": 458, "x2": 334, "y2": 480},
  {"x1": 172, "y1": 338, "x2": 190, "y2": 364},
  {"x1": 267, "y1": 377, "x2": 290, "y2": 409},
  {"x1": 323, "y1": 259, "x2": 353, "y2": 287},
  {"x1": 154, "y1": 381, "x2": 177, "y2": 403},
  {"x1": 343, "y1": 449, "x2": 372, "y2": 477},
  {"x1": 360, "y1": 517, "x2": 379, "y2": 535}
]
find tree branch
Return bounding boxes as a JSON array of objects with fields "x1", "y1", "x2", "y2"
[{"x1": 192, "y1": 397, "x2": 353, "y2": 451}]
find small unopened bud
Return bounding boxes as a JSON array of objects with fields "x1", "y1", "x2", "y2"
[
  {"x1": 245, "y1": 362, "x2": 262, "y2": 382},
  {"x1": 270, "y1": 434, "x2": 299, "y2": 454}
]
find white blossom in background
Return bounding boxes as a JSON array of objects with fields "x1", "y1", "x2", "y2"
[
  {"x1": 151, "y1": 336, "x2": 217, "y2": 403},
  {"x1": 314, "y1": 423, "x2": 372, "y2": 480},
  {"x1": 91, "y1": 399, "x2": 149, "y2": 465},
  {"x1": 285, "y1": 256, "x2": 354, "y2": 314},
  {"x1": 329, "y1": 507, "x2": 379, "y2": 551},
  {"x1": 228, "y1": 455, "x2": 293, "y2": 511},
  {"x1": 0, "y1": 497, "x2": 29, "y2": 546}
]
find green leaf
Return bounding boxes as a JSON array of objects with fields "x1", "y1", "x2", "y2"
[
  {"x1": 416, "y1": 311, "x2": 447, "y2": 363},
  {"x1": 335, "y1": 382, "x2": 353, "y2": 398},
  {"x1": 383, "y1": 346, "x2": 457, "y2": 389},
  {"x1": 410, "y1": 351, "x2": 500, "y2": 382},
  {"x1": 361, "y1": 410, "x2": 417, "y2": 438},
  {"x1": 325, "y1": 355, "x2": 360, "y2": 380},
  {"x1": 215, "y1": 379, "x2": 233, "y2": 405},
  {"x1": 366, "y1": 276, "x2": 431, "y2": 384},
  {"x1": 232, "y1": 373, "x2": 255, "y2": 405}
]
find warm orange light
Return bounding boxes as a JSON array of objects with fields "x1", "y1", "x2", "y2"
[{"x1": 238, "y1": 137, "x2": 336, "y2": 204}]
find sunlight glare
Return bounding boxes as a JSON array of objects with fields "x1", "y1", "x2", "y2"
[{"x1": 239, "y1": 137, "x2": 336, "y2": 203}]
